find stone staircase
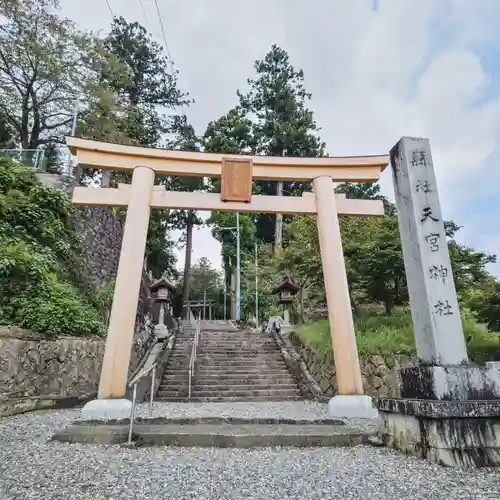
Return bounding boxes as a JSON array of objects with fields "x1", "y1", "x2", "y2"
[{"x1": 157, "y1": 329, "x2": 304, "y2": 402}]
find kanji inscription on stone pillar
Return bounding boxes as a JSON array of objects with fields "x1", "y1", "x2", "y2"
[
  {"x1": 390, "y1": 137, "x2": 468, "y2": 366},
  {"x1": 220, "y1": 158, "x2": 253, "y2": 203}
]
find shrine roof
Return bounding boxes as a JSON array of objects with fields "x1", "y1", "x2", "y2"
[
  {"x1": 150, "y1": 274, "x2": 175, "y2": 292},
  {"x1": 272, "y1": 276, "x2": 300, "y2": 294}
]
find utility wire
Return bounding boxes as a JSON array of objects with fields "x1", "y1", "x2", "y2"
[
  {"x1": 104, "y1": 0, "x2": 115, "y2": 18},
  {"x1": 153, "y1": 0, "x2": 175, "y2": 74},
  {"x1": 152, "y1": 0, "x2": 187, "y2": 119},
  {"x1": 138, "y1": 0, "x2": 149, "y2": 27}
]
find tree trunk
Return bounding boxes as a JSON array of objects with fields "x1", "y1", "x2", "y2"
[
  {"x1": 181, "y1": 213, "x2": 194, "y2": 319},
  {"x1": 384, "y1": 298, "x2": 393, "y2": 316},
  {"x1": 299, "y1": 285, "x2": 306, "y2": 323},
  {"x1": 274, "y1": 181, "x2": 283, "y2": 256}
]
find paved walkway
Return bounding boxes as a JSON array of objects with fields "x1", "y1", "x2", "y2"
[{"x1": 1, "y1": 402, "x2": 499, "y2": 499}]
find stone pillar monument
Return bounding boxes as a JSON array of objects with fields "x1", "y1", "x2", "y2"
[{"x1": 374, "y1": 137, "x2": 500, "y2": 468}]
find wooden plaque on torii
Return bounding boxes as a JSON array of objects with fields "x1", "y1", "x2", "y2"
[{"x1": 220, "y1": 158, "x2": 253, "y2": 203}]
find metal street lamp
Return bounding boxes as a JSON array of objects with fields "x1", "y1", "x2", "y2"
[{"x1": 219, "y1": 213, "x2": 241, "y2": 322}]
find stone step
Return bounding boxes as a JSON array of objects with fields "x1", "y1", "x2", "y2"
[
  {"x1": 191, "y1": 348, "x2": 281, "y2": 352},
  {"x1": 161, "y1": 374, "x2": 296, "y2": 384},
  {"x1": 53, "y1": 419, "x2": 371, "y2": 448},
  {"x1": 161, "y1": 375, "x2": 296, "y2": 385},
  {"x1": 166, "y1": 365, "x2": 289, "y2": 372},
  {"x1": 158, "y1": 383, "x2": 298, "y2": 392},
  {"x1": 134, "y1": 424, "x2": 367, "y2": 448},
  {"x1": 171, "y1": 349, "x2": 281, "y2": 355},
  {"x1": 157, "y1": 388, "x2": 301, "y2": 398},
  {"x1": 168, "y1": 363, "x2": 288, "y2": 370},
  {"x1": 197, "y1": 340, "x2": 275, "y2": 344},
  {"x1": 191, "y1": 368, "x2": 292, "y2": 375},
  {"x1": 177, "y1": 357, "x2": 286, "y2": 364},
  {"x1": 155, "y1": 395, "x2": 306, "y2": 402},
  {"x1": 197, "y1": 338, "x2": 273, "y2": 342},
  {"x1": 196, "y1": 348, "x2": 278, "y2": 352},
  {"x1": 163, "y1": 368, "x2": 290, "y2": 376},
  {"x1": 169, "y1": 354, "x2": 283, "y2": 360}
]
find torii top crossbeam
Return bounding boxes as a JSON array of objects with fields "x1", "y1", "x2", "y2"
[{"x1": 67, "y1": 137, "x2": 389, "y2": 182}]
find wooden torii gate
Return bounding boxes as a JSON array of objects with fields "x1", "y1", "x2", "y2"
[{"x1": 67, "y1": 137, "x2": 388, "y2": 414}]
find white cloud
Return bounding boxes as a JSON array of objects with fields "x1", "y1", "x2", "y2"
[{"x1": 60, "y1": 0, "x2": 500, "y2": 273}]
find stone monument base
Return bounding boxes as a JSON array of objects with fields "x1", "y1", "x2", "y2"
[
  {"x1": 400, "y1": 362, "x2": 500, "y2": 400},
  {"x1": 374, "y1": 398, "x2": 500, "y2": 468}
]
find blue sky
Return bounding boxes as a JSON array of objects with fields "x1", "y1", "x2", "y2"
[{"x1": 61, "y1": 0, "x2": 500, "y2": 275}]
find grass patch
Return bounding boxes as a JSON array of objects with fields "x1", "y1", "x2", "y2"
[{"x1": 295, "y1": 310, "x2": 500, "y2": 361}]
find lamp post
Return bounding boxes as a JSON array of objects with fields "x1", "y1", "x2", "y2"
[
  {"x1": 255, "y1": 242, "x2": 259, "y2": 328},
  {"x1": 219, "y1": 219, "x2": 241, "y2": 322},
  {"x1": 223, "y1": 279, "x2": 227, "y2": 320},
  {"x1": 236, "y1": 212, "x2": 241, "y2": 322},
  {"x1": 67, "y1": 97, "x2": 79, "y2": 176}
]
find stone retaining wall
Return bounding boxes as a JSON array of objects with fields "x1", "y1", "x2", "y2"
[
  {"x1": 0, "y1": 174, "x2": 156, "y2": 415},
  {"x1": 290, "y1": 332, "x2": 418, "y2": 397},
  {"x1": 0, "y1": 330, "x2": 105, "y2": 399}
]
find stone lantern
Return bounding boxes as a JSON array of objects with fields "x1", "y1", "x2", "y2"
[
  {"x1": 150, "y1": 273, "x2": 175, "y2": 339},
  {"x1": 272, "y1": 276, "x2": 299, "y2": 329}
]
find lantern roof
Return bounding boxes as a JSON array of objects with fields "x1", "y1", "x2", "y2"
[
  {"x1": 150, "y1": 273, "x2": 175, "y2": 292},
  {"x1": 272, "y1": 276, "x2": 300, "y2": 295}
]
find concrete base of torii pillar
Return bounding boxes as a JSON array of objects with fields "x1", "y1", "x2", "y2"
[{"x1": 82, "y1": 398, "x2": 132, "y2": 420}]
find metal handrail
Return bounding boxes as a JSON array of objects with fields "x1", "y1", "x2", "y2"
[
  {"x1": 188, "y1": 319, "x2": 201, "y2": 400},
  {"x1": 127, "y1": 362, "x2": 157, "y2": 445}
]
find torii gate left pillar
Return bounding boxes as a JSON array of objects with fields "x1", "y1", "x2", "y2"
[{"x1": 67, "y1": 137, "x2": 388, "y2": 420}]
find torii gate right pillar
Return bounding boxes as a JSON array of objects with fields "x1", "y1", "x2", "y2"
[{"x1": 313, "y1": 175, "x2": 377, "y2": 418}]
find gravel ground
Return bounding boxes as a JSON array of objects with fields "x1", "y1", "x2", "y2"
[{"x1": 1, "y1": 406, "x2": 499, "y2": 500}]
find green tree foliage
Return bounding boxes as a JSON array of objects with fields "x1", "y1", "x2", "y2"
[
  {"x1": 96, "y1": 17, "x2": 193, "y2": 279},
  {"x1": 0, "y1": 158, "x2": 103, "y2": 336},
  {"x1": 277, "y1": 187, "x2": 499, "y2": 329},
  {"x1": 463, "y1": 277, "x2": 500, "y2": 332},
  {"x1": 203, "y1": 45, "x2": 325, "y2": 253},
  {"x1": 171, "y1": 257, "x2": 225, "y2": 319},
  {"x1": 103, "y1": 17, "x2": 190, "y2": 147},
  {"x1": 164, "y1": 116, "x2": 205, "y2": 315},
  {"x1": 203, "y1": 107, "x2": 257, "y2": 157},
  {"x1": 0, "y1": 109, "x2": 16, "y2": 148},
  {"x1": 0, "y1": 0, "x2": 125, "y2": 149},
  {"x1": 237, "y1": 45, "x2": 325, "y2": 248}
]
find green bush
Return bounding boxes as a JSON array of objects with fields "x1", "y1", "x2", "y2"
[
  {"x1": 295, "y1": 310, "x2": 500, "y2": 361},
  {"x1": 5, "y1": 277, "x2": 104, "y2": 338},
  {"x1": 0, "y1": 157, "x2": 37, "y2": 192},
  {"x1": 0, "y1": 158, "x2": 104, "y2": 337}
]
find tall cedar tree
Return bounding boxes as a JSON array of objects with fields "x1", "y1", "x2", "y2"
[
  {"x1": 103, "y1": 17, "x2": 191, "y2": 278},
  {"x1": 237, "y1": 45, "x2": 325, "y2": 252}
]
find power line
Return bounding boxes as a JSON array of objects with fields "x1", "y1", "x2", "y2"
[
  {"x1": 153, "y1": 0, "x2": 174, "y2": 74},
  {"x1": 138, "y1": 0, "x2": 149, "y2": 27},
  {"x1": 104, "y1": 0, "x2": 115, "y2": 18},
  {"x1": 152, "y1": 0, "x2": 187, "y2": 119}
]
